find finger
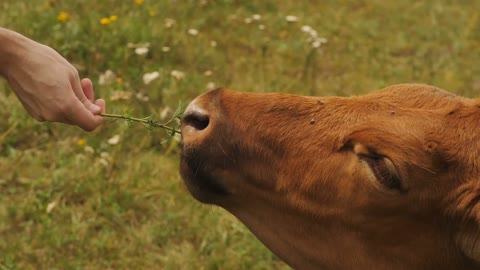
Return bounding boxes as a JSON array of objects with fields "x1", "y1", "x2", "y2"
[
  {"x1": 72, "y1": 77, "x2": 101, "y2": 114},
  {"x1": 65, "y1": 99, "x2": 104, "y2": 131},
  {"x1": 94, "y1": 98, "x2": 106, "y2": 114},
  {"x1": 81, "y1": 78, "x2": 94, "y2": 101}
]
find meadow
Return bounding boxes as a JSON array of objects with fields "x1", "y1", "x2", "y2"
[{"x1": 0, "y1": 0, "x2": 479, "y2": 269}]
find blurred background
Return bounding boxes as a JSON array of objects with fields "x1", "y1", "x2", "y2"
[{"x1": 0, "y1": 0, "x2": 479, "y2": 269}]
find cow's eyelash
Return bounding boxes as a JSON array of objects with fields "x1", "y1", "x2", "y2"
[{"x1": 360, "y1": 155, "x2": 402, "y2": 191}]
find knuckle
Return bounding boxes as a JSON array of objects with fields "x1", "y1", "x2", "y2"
[
  {"x1": 53, "y1": 104, "x2": 68, "y2": 115},
  {"x1": 48, "y1": 103, "x2": 73, "y2": 121},
  {"x1": 60, "y1": 99, "x2": 77, "y2": 112},
  {"x1": 70, "y1": 67, "x2": 80, "y2": 79}
]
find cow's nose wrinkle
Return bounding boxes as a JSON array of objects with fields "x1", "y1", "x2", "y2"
[{"x1": 183, "y1": 112, "x2": 210, "y2": 131}]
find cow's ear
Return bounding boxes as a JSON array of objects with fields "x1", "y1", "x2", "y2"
[{"x1": 448, "y1": 180, "x2": 480, "y2": 263}]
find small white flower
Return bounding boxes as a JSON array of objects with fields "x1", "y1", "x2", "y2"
[
  {"x1": 135, "y1": 47, "x2": 149, "y2": 56},
  {"x1": 171, "y1": 70, "x2": 185, "y2": 80},
  {"x1": 210, "y1": 40, "x2": 217, "y2": 47},
  {"x1": 100, "y1": 152, "x2": 111, "y2": 159},
  {"x1": 312, "y1": 37, "x2": 328, "y2": 48},
  {"x1": 46, "y1": 201, "x2": 57, "y2": 214},
  {"x1": 188, "y1": 28, "x2": 199, "y2": 36},
  {"x1": 107, "y1": 135, "x2": 120, "y2": 145},
  {"x1": 301, "y1": 25, "x2": 312, "y2": 33},
  {"x1": 135, "y1": 92, "x2": 150, "y2": 102},
  {"x1": 143, "y1": 71, "x2": 160, "y2": 85},
  {"x1": 206, "y1": 82, "x2": 216, "y2": 91},
  {"x1": 165, "y1": 18, "x2": 175, "y2": 28},
  {"x1": 258, "y1": 24, "x2": 265, "y2": 30},
  {"x1": 244, "y1": 17, "x2": 253, "y2": 24},
  {"x1": 162, "y1": 46, "x2": 171, "y2": 52},
  {"x1": 110, "y1": 91, "x2": 132, "y2": 101},
  {"x1": 98, "y1": 70, "x2": 116, "y2": 85},
  {"x1": 160, "y1": 106, "x2": 173, "y2": 120},
  {"x1": 285, "y1": 15, "x2": 298, "y2": 22},
  {"x1": 173, "y1": 133, "x2": 182, "y2": 143},
  {"x1": 204, "y1": 70, "x2": 213, "y2": 76},
  {"x1": 98, "y1": 158, "x2": 109, "y2": 167},
  {"x1": 252, "y1": 14, "x2": 261, "y2": 20},
  {"x1": 84, "y1": 146, "x2": 95, "y2": 154}
]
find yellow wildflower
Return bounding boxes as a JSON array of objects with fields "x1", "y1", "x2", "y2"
[
  {"x1": 116, "y1": 77, "x2": 123, "y2": 85},
  {"x1": 109, "y1": 15, "x2": 118, "y2": 22},
  {"x1": 100, "y1": 17, "x2": 111, "y2": 25},
  {"x1": 57, "y1": 11, "x2": 70, "y2": 22},
  {"x1": 77, "y1": 138, "x2": 86, "y2": 146},
  {"x1": 148, "y1": 8, "x2": 155, "y2": 17},
  {"x1": 135, "y1": 0, "x2": 144, "y2": 5}
]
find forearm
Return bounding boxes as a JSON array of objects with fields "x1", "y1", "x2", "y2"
[{"x1": 0, "y1": 27, "x2": 31, "y2": 77}]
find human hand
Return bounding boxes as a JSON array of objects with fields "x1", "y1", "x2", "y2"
[{"x1": 0, "y1": 29, "x2": 105, "y2": 131}]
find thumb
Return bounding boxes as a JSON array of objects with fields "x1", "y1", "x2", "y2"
[{"x1": 65, "y1": 99, "x2": 104, "y2": 131}]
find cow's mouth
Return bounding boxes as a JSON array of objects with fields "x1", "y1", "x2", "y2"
[{"x1": 180, "y1": 148, "x2": 229, "y2": 203}]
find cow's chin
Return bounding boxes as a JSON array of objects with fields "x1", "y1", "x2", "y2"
[{"x1": 179, "y1": 153, "x2": 229, "y2": 204}]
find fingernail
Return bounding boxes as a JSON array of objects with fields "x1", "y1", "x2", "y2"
[{"x1": 88, "y1": 103, "x2": 101, "y2": 112}]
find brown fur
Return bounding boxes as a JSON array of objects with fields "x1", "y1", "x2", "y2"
[{"x1": 180, "y1": 84, "x2": 480, "y2": 269}]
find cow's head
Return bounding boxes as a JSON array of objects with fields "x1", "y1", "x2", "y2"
[{"x1": 180, "y1": 84, "x2": 480, "y2": 270}]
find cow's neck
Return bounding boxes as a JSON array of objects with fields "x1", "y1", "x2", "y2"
[
  {"x1": 224, "y1": 195, "x2": 475, "y2": 270},
  {"x1": 227, "y1": 198, "x2": 331, "y2": 269}
]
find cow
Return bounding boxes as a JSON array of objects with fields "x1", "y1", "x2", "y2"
[{"x1": 179, "y1": 84, "x2": 480, "y2": 270}]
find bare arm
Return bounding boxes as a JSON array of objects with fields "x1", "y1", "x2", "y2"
[{"x1": 0, "y1": 27, "x2": 105, "y2": 131}]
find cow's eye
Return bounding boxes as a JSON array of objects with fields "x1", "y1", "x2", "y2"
[{"x1": 360, "y1": 155, "x2": 402, "y2": 190}]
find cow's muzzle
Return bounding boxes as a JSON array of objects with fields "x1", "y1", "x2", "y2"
[{"x1": 180, "y1": 89, "x2": 230, "y2": 203}]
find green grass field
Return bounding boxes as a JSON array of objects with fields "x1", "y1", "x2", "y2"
[{"x1": 0, "y1": 0, "x2": 479, "y2": 269}]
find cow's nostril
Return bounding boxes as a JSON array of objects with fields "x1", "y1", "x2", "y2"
[{"x1": 183, "y1": 112, "x2": 210, "y2": 131}]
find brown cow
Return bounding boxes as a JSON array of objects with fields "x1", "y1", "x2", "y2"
[{"x1": 179, "y1": 84, "x2": 480, "y2": 270}]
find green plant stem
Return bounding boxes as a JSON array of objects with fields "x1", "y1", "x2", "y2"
[{"x1": 100, "y1": 113, "x2": 181, "y2": 134}]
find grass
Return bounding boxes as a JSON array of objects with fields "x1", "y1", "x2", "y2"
[{"x1": 0, "y1": 0, "x2": 479, "y2": 269}]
